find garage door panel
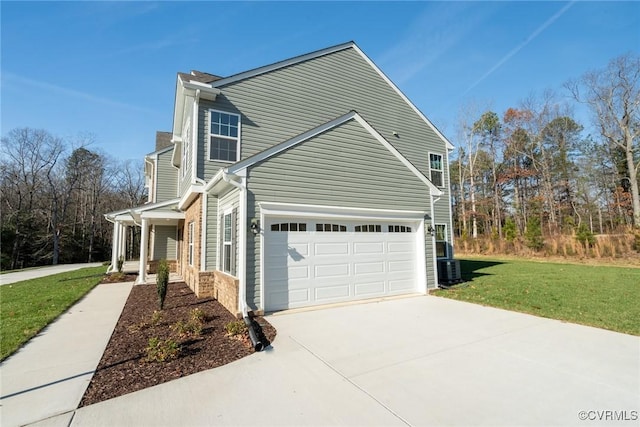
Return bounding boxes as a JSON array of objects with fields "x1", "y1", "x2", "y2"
[
  {"x1": 353, "y1": 242, "x2": 384, "y2": 254},
  {"x1": 264, "y1": 216, "x2": 420, "y2": 311},
  {"x1": 388, "y1": 241, "x2": 414, "y2": 253},
  {"x1": 389, "y1": 279, "x2": 415, "y2": 292},
  {"x1": 315, "y1": 284, "x2": 351, "y2": 301},
  {"x1": 315, "y1": 242, "x2": 349, "y2": 256},
  {"x1": 388, "y1": 260, "x2": 414, "y2": 273},
  {"x1": 354, "y1": 261, "x2": 385, "y2": 274},
  {"x1": 315, "y1": 263, "x2": 350, "y2": 278},
  {"x1": 355, "y1": 281, "x2": 385, "y2": 295}
]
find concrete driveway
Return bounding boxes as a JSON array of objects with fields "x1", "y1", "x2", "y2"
[
  {"x1": 0, "y1": 263, "x2": 104, "y2": 286},
  {"x1": 71, "y1": 295, "x2": 639, "y2": 426}
]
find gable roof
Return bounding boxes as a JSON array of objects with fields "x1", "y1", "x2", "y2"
[
  {"x1": 206, "y1": 41, "x2": 453, "y2": 150},
  {"x1": 225, "y1": 111, "x2": 443, "y2": 196}
]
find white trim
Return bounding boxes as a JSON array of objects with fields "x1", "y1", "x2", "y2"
[
  {"x1": 434, "y1": 223, "x2": 449, "y2": 259},
  {"x1": 428, "y1": 151, "x2": 445, "y2": 189},
  {"x1": 188, "y1": 221, "x2": 195, "y2": 267},
  {"x1": 221, "y1": 205, "x2": 234, "y2": 275},
  {"x1": 208, "y1": 109, "x2": 241, "y2": 163},
  {"x1": 258, "y1": 201, "x2": 428, "y2": 311},
  {"x1": 140, "y1": 211, "x2": 184, "y2": 220},
  {"x1": 209, "y1": 42, "x2": 354, "y2": 88},
  {"x1": 350, "y1": 44, "x2": 454, "y2": 150},
  {"x1": 191, "y1": 92, "x2": 199, "y2": 184},
  {"x1": 178, "y1": 184, "x2": 204, "y2": 211},
  {"x1": 228, "y1": 111, "x2": 443, "y2": 196},
  {"x1": 445, "y1": 147, "x2": 455, "y2": 258},
  {"x1": 259, "y1": 201, "x2": 426, "y2": 221},
  {"x1": 201, "y1": 192, "x2": 207, "y2": 271}
]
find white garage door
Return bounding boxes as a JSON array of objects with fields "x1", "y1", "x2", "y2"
[{"x1": 264, "y1": 217, "x2": 420, "y2": 311}]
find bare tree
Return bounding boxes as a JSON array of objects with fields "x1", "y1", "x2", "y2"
[{"x1": 566, "y1": 53, "x2": 640, "y2": 228}]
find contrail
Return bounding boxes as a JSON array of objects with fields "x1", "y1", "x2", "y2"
[
  {"x1": 3, "y1": 72, "x2": 159, "y2": 114},
  {"x1": 462, "y1": 1, "x2": 576, "y2": 96}
]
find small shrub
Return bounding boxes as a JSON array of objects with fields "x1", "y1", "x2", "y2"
[
  {"x1": 156, "y1": 259, "x2": 169, "y2": 310},
  {"x1": 117, "y1": 255, "x2": 124, "y2": 273},
  {"x1": 225, "y1": 320, "x2": 247, "y2": 337},
  {"x1": 150, "y1": 310, "x2": 163, "y2": 326},
  {"x1": 171, "y1": 319, "x2": 203, "y2": 339},
  {"x1": 189, "y1": 307, "x2": 208, "y2": 323},
  {"x1": 145, "y1": 337, "x2": 180, "y2": 362}
]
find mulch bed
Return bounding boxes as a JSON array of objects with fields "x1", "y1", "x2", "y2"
[{"x1": 80, "y1": 281, "x2": 276, "y2": 407}]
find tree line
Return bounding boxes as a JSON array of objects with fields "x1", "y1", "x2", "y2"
[
  {"x1": 0, "y1": 129, "x2": 146, "y2": 270},
  {"x1": 451, "y1": 53, "x2": 639, "y2": 249}
]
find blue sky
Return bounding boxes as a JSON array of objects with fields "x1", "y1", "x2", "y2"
[{"x1": 2, "y1": 1, "x2": 639, "y2": 162}]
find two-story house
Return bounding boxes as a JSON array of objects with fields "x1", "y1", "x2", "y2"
[{"x1": 105, "y1": 41, "x2": 454, "y2": 317}]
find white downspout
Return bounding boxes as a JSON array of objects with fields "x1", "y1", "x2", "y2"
[
  {"x1": 222, "y1": 171, "x2": 248, "y2": 317},
  {"x1": 430, "y1": 194, "x2": 441, "y2": 290}
]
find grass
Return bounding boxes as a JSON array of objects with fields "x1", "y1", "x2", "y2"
[
  {"x1": 432, "y1": 257, "x2": 640, "y2": 336},
  {"x1": 0, "y1": 265, "x2": 107, "y2": 361}
]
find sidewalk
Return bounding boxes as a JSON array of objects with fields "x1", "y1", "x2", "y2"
[
  {"x1": 0, "y1": 263, "x2": 104, "y2": 286},
  {"x1": 0, "y1": 281, "x2": 133, "y2": 427}
]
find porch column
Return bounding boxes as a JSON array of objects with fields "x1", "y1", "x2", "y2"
[
  {"x1": 137, "y1": 218, "x2": 149, "y2": 284},
  {"x1": 109, "y1": 221, "x2": 121, "y2": 273},
  {"x1": 119, "y1": 225, "x2": 127, "y2": 262}
]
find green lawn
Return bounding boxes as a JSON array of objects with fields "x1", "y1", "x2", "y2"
[
  {"x1": 432, "y1": 257, "x2": 640, "y2": 336},
  {"x1": 0, "y1": 265, "x2": 107, "y2": 361}
]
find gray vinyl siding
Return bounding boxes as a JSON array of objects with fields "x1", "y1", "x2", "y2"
[
  {"x1": 155, "y1": 149, "x2": 178, "y2": 202},
  {"x1": 152, "y1": 225, "x2": 177, "y2": 260},
  {"x1": 197, "y1": 47, "x2": 446, "y2": 185},
  {"x1": 204, "y1": 195, "x2": 218, "y2": 271},
  {"x1": 179, "y1": 101, "x2": 194, "y2": 197},
  {"x1": 246, "y1": 119, "x2": 436, "y2": 308}
]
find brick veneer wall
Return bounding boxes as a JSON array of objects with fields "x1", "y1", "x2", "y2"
[
  {"x1": 178, "y1": 194, "x2": 242, "y2": 318},
  {"x1": 200, "y1": 271, "x2": 239, "y2": 317},
  {"x1": 147, "y1": 259, "x2": 178, "y2": 274},
  {"x1": 181, "y1": 195, "x2": 202, "y2": 295}
]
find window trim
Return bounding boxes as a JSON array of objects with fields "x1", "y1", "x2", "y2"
[
  {"x1": 435, "y1": 223, "x2": 448, "y2": 259},
  {"x1": 187, "y1": 221, "x2": 195, "y2": 266},
  {"x1": 222, "y1": 210, "x2": 233, "y2": 274},
  {"x1": 429, "y1": 152, "x2": 444, "y2": 188},
  {"x1": 208, "y1": 109, "x2": 241, "y2": 163}
]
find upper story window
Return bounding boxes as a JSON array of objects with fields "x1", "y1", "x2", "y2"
[
  {"x1": 210, "y1": 110, "x2": 240, "y2": 162},
  {"x1": 430, "y1": 153, "x2": 444, "y2": 187}
]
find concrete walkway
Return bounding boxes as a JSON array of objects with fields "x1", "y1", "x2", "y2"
[
  {"x1": 0, "y1": 263, "x2": 104, "y2": 286},
  {"x1": 66, "y1": 296, "x2": 639, "y2": 427},
  {"x1": 0, "y1": 281, "x2": 133, "y2": 427}
]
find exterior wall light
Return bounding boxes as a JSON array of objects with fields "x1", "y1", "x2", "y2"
[{"x1": 250, "y1": 219, "x2": 260, "y2": 235}]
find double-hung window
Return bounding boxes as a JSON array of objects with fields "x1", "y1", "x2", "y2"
[
  {"x1": 188, "y1": 221, "x2": 195, "y2": 266},
  {"x1": 210, "y1": 110, "x2": 240, "y2": 162},
  {"x1": 435, "y1": 224, "x2": 448, "y2": 258},
  {"x1": 222, "y1": 212, "x2": 233, "y2": 274},
  {"x1": 430, "y1": 153, "x2": 444, "y2": 187}
]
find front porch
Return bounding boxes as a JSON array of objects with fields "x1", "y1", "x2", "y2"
[{"x1": 119, "y1": 261, "x2": 184, "y2": 285}]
